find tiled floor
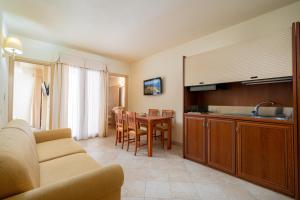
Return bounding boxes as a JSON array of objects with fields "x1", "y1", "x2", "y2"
[{"x1": 78, "y1": 129, "x2": 292, "y2": 200}]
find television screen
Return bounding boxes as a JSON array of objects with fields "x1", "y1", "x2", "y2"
[{"x1": 144, "y1": 77, "x2": 162, "y2": 95}]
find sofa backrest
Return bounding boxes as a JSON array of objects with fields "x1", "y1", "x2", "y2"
[{"x1": 0, "y1": 119, "x2": 40, "y2": 199}]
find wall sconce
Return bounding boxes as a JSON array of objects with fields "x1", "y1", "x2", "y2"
[{"x1": 2, "y1": 37, "x2": 23, "y2": 57}]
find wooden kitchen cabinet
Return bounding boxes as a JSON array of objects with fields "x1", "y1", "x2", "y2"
[
  {"x1": 184, "y1": 116, "x2": 206, "y2": 163},
  {"x1": 236, "y1": 122, "x2": 294, "y2": 195},
  {"x1": 207, "y1": 118, "x2": 236, "y2": 174}
]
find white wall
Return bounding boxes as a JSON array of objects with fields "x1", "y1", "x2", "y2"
[
  {"x1": 0, "y1": 13, "x2": 8, "y2": 128},
  {"x1": 11, "y1": 35, "x2": 131, "y2": 75},
  {"x1": 129, "y1": 1, "x2": 300, "y2": 144}
]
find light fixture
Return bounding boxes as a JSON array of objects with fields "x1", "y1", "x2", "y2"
[
  {"x1": 3, "y1": 37, "x2": 23, "y2": 56},
  {"x1": 118, "y1": 78, "x2": 125, "y2": 87}
]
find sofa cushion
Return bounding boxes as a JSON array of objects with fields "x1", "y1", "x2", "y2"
[
  {"x1": 40, "y1": 153, "x2": 101, "y2": 186},
  {"x1": 34, "y1": 128, "x2": 72, "y2": 143},
  {"x1": 0, "y1": 122, "x2": 40, "y2": 199},
  {"x1": 37, "y1": 138, "x2": 86, "y2": 162}
]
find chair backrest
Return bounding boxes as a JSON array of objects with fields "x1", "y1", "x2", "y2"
[
  {"x1": 162, "y1": 109, "x2": 175, "y2": 117},
  {"x1": 112, "y1": 107, "x2": 125, "y2": 127},
  {"x1": 148, "y1": 109, "x2": 160, "y2": 116},
  {"x1": 126, "y1": 111, "x2": 136, "y2": 131},
  {"x1": 115, "y1": 109, "x2": 124, "y2": 129}
]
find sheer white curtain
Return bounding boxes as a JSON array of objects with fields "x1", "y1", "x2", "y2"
[
  {"x1": 51, "y1": 63, "x2": 69, "y2": 129},
  {"x1": 86, "y1": 70, "x2": 101, "y2": 137},
  {"x1": 98, "y1": 70, "x2": 108, "y2": 137},
  {"x1": 67, "y1": 66, "x2": 82, "y2": 138},
  {"x1": 51, "y1": 58, "x2": 108, "y2": 139},
  {"x1": 67, "y1": 66, "x2": 108, "y2": 139}
]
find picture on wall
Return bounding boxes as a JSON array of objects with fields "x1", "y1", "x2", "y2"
[{"x1": 144, "y1": 77, "x2": 162, "y2": 95}]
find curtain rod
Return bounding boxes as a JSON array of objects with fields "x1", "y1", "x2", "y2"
[
  {"x1": 56, "y1": 57, "x2": 108, "y2": 72},
  {"x1": 14, "y1": 56, "x2": 55, "y2": 66}
]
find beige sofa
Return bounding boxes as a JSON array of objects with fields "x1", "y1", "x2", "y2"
[{"x1": 0, "y1": 120, "x2": 124, "y2": 200}]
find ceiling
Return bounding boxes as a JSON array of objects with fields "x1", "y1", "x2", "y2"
[{"x1": 0, "y1": 0, "x2": 298, "y2": 62}]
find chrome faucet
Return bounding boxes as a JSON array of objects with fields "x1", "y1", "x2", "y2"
[{"x1": 252, "y1": 100, "x2": 275, "y2": 116}]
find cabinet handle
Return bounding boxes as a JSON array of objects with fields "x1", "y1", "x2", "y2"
[
  {"x1": 250, "y1": 76, "x2": 258, "y2": 79},
  {"x1": 199, "y1": 81, "x2": 204, "y2": 84}
]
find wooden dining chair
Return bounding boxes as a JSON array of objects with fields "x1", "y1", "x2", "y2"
[
  {"x1": 155, "y1": 110, "x2": 175, "y2": 148},
  {"x1": 138, "y1": 108, "x2": 159, "y2": 132},
  {"x1": 114, "y1": 109, "x2": 127, "y2": 149},
  {"x1": 148, "y1": 108, "x2": 160, "y2": 116},
  {"x1": 126, "y1": 111, "x2": 147, "y2": 156}
]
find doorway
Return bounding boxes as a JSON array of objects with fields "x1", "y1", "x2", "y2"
[
  {"x1": 9, "y1": 58, "x2": 52, "y2": 130},
  {"x1": 108, "y1": 74, "x2": 127, "y2": 129}
]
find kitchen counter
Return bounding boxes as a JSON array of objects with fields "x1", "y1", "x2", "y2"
[{"x1": 184, "y1": 112, "x2": 293, "y2": 124}]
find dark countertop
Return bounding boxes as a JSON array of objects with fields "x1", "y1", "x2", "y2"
[{"x1": 184, "y1": 112, "x2": 293, "y2": 125}]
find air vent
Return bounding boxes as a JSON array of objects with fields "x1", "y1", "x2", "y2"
[
  {"x1": 241, "y1": 76, "x2": 292, "y2": 85},
  {"x1": 189, "y1": 85, "x2": 216, "y2": 92}
]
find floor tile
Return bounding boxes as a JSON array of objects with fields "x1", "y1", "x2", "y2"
[
  {"x1": 145, "y1": 181, "x2": 171, "y2": 199},
  {"x1": 194, "y1": 182, "x2": 228, "y2": 200},
  {"x1": 170, "y1": 182, "x2": 200, "y2": 199},
  {"x1": 123, "y1": 181, "x2": 146, "y2": 198}
]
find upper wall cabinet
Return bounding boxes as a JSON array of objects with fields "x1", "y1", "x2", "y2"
[{"x1": 184, "y1": 28, "x2": 292, "y2": 86}]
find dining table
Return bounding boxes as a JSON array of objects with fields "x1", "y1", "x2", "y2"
[{"x1": 136, "y1": 114, "x2": 173, "y2": 157}]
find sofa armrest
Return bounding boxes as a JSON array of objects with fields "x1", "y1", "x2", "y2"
[
  {"x1": 5, "y1": 164, "x2": 124, "y2": 200},
  {"x1": 33, "y1": 128, "x2": 72, "y2": 143}
]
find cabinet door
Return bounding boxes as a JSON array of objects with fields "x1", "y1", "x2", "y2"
[
  {"x1": 184, "y1": 28, "x2": 292, "y2": 86},
  {"x1": 236, "y1": 122, "x2": 294, "y2": 195},
  {"x1": 184, "y1": 116, "x2": 206, "y2": 163},
  {"x1": 207, "y1": 118, "x2": 236, "y2": 174}
]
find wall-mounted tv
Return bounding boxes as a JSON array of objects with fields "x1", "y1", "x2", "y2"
[{"x1": 144, "y1": 77, "x2": 162, "y2": 95}]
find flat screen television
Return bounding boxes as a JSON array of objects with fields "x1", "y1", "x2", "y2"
[{"x1": 144, "y1": 77, "x2": 162, "y2": 95}]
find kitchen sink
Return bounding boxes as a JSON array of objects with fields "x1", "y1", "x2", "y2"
[{"x1": 251, "y1": 115, "x2": 289, "y2": 120}]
